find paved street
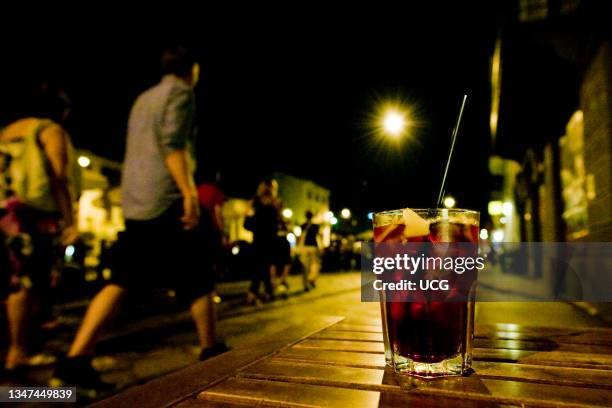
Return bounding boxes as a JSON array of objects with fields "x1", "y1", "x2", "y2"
[{"x1": 2, "y1": 271, "x2": 608, "y2": 402}]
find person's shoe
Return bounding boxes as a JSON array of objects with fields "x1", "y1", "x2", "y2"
[
  {"x1": 199, "y1": 342, "x2": 230, "y2": 361},
  {"x1": 50, "y1": 356, "x2": 114, "y2": 398},
  {"x1": 309, "y1": 280, "x2": 317, "y2": 289},
  {"x1": 278, "y1": 281, "x2": 290, "y2": 297},
  {"x1": 246, "y1": 291, "x2": 263, "y2": 306},
  {"x1": 2, "y1": 364, "x2": 30, "y2": 383}
]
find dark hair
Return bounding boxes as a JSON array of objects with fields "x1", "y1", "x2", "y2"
[
  {"x1": 305, "y1": 211, "x2": 314, "y2": 220},
  {"x1": 161, "y1": 46, "x2": 196, "y2": 77},
  {"x1": 30, "y1": 82, "x2": 70, "y2": 123}
]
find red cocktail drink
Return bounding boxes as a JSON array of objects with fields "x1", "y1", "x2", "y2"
[{"x1": 373, "y1": 209, "x2": 479, "y2": 377}]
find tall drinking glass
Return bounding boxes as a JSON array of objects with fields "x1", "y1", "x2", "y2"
[{"x1": 373, "y1": 208, "x2": 479, "y2": 377}]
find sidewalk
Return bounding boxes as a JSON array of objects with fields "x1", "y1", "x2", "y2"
[{"x1": 41, "y1": 271, "x2": 364, "y2": 355}]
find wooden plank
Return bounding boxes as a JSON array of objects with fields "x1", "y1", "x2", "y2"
[
  {"x1": 378, "y1": 392, "x2": 499, "y2": 408},
  {"x1": 239, "y1": 359, "x2": 385, "y2": 386},
  {"x1": 390, "y1": 375, "x2": 612, "y2": 408},
  {"x1": 198, "y1": 377, "x2": 381, "y2": 408},
  {"x1": 477, "y1": 327, "x2": 612, "y2": 347},
  {"x1": 287, "y1": 339, "x2": 612, "y2": 370},
  {"x1": 474, "y1": 348, "x2": 612, "y2": 369},
  {"x1": 277, "y1": 347, "x2": 612, "y2": 389},
  {"x1": 331, "y1": 323, "x2": 382, "y2": 333},
  {"x1": 230, "y1": 358, "x2": 612, "y2": 407},
  {"x1": 240, "y1": 360, "x2": 495, "y2": 408},
  {"x1": 475, "y1": 338, "x2": 612, "y2": 354},
  {"x1": 476, "y1": 378, "x2": 612, "y2": 407},
  {"x1": 477, "y1": 324, "x2": 612, "y2": 337},
  {"x1": 311, "y1": 330, "x2": 384, "y2": 342},
  {"x1": 473, "y1": 361, "x2": 612, "y2": 389},
  {"x1": 307, "y1": 331, "x2": 612, "y2": 353},
  {"x1": 341, "y1": 316, "x2": 382, "y2": 326},
  {"x1": 270, "y1": 351, "x2": 612, "y2": 388},
  {"x1": 276, "y1": 348, "x2": 612, "y2": 388},
  {"x1": 520, "y1": 350, "x2": 612, "y2": 370},
  {"x1": 91, "y1": 315, "x2": 344, "y2": 408},
  {"x1": 276, "y1": 348, "x2": 386, "y2": 369},
  {"x1": 294, "y1": 339, "x2": 384, "y2": 353},
  {"x1": 173, "y1": 397, "x2": 253, "y2": 407}
]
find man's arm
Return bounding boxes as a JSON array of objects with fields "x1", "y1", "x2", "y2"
[
  {"x1": 160, "y1": 85, "x2": 198, "y2": 229},
  {"x1": 165, "y1": 150, "x2": 195, "y2": 199},
  {"x1": 39, "y1": 124, "x2": 78, "y2": 244},
  {"x1": 165, "y1": 150, "x2": 199, "y2": 229}
]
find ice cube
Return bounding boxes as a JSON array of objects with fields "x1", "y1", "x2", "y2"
[{"x1": 402, "y1": 209, "x2": 430, "y2": 238}]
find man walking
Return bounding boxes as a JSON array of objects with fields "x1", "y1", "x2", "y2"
[{"x1": 52, "y1": 46, "x2": 225, "y2": 391}]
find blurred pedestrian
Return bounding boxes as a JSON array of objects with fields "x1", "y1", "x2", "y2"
[
  {"x1": 1, "y1": 85, "x2": 80, "y2": 374},
  {"x1": 298, "y1": 211, "x2": 322, "y2": 291},
  {"x1": 197, "y1": 170, "x2": 226, "y2": 301},
  {"x1": 52, "y1": 46, "x2": 226, "y2": 392},
  {"x1": 273, "y1": 215, "x2": 292, "y2": 295},
  {"x1": 244, "y1": 178, "x2": 280, "y2": 304}
]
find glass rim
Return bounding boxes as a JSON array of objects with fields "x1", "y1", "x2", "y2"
[{"x1": 374, "y1": 208, "x2": 480, "y2": 217}]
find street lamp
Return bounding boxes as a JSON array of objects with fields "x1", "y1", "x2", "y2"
[
  {"x1": 340, "y1": 208, "x2": 351, "y2": 219},
  {"x1": 282, "y1": 208, "x2": 293, "y2": 218},
  {"x1": 382, "y1": 110, "x2": 406, "y2": 138},
  {"x1": 372, "y1": 99, "x2": 412, "y2": 140}
]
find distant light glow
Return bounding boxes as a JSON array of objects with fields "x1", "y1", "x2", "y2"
[
  {"x1": 77, "y1": 156, "x2": 91, "y2": 168},
  {"x1": 282, "y1": 208, "x2": 293, "y2": 218},
  {"x1": 488, "y1": 201, "x2": 503, "y2": 216},
  {"x1": 502, "y1": 202, "x2": 513, "y2": 216},
  {"x1": 325, "y1": 211, "x2": 334, "y2": 221},
  {"x1": 65, "y1": 245, "x2": 75, "y2": 258},
  {"x1": 231, "y1": 246, "x2": 240, "y2": 255},
  {"x1": 85, "y1": 271, "x2": 98, "y2": 282},
  {"x1": 492, "y1": 229, "x2": 504, "y2": 243},
  {"x1": 340, "y1": 208, "x2": 351, "y2": 219},
  {"x1": 293, "y1": 226, "x2": 302, "y2": 237},
  {"x1": 367, "y1": 212, "x2": 374, "y2": 221},
  {"x1": 443, "y1": 196, "x2": 456, "y2": 208},
  {"x1": 330, "y1": 216, "x2": 338, "y2": 225},
  {"x1": 287, "y1": 232, "x2": 297, "y2": 246},
  {"x1": 500, "y1": 217, "x2": 507, "y2": 225},
  {"x1": 480, "y1": 228, "x2": 489, "y2": 240}
]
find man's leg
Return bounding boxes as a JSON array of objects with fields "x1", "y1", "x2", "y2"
[
  {"x1": 190, "y1": 293, "x2": 216, "y2": 350},
  {"x1": 5, "y1": 288, "x2": 30, "y2": 369},
  {"x1": 67, "y1": 284, "x2": 126, "y2": 357},
  {"x1": 301, "y1": 250, "x2": 312, "y2": 290},
  {"x1": 308, "y1": 251, "x2": 321, "y2": 283},
  {"x1": 281, "y1": 263, "x2": 290, "y2": 283},
  {"x1": 269, "y1": 264, "x2": 278, "y2": 288}
]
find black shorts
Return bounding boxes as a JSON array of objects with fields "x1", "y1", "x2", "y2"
[
  {"x1": 275, "y1": 235, "x2": 291, "y2": 266},
  {"x1": 108, "y1": 201, "x2": 215, "y2": 302}
]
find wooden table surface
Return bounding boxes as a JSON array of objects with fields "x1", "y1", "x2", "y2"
[{"x1": 95, "y1": 315, "x2": 612, "y2": 408}]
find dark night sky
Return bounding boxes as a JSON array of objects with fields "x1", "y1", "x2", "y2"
[{"x1": 0, "y1": 4, "x2": 533, "y2": 218}]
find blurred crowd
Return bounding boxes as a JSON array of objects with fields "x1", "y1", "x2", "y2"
[{"x1": 0, "y1": 45, "x2": 359, "y2": 396}]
